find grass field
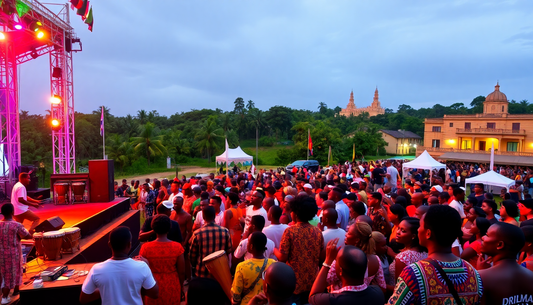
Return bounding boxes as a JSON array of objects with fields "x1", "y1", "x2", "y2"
[{"x1": 239, "y1": 139, "x2": 294, "y2": 166}]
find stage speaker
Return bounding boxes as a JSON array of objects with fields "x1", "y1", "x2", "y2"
[
  {"x1": 89, "y1": 159, "x2": 114, "y2": 203},
  {"x1": 35, "y1": 216, "x2": 65, "y2": 233}
]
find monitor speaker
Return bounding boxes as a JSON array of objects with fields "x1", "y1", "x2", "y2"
[
  {"x1": 88, "y1": 159, "x2": 114, "y2": 203},
  {"x1": 34, "y1": 216, "x2": 65, "y2": 233}
]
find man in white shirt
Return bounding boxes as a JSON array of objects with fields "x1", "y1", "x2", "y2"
[
  {"x1": 243, "y1": 190, "x2": 269, "y2": 238},
  {"x1": 12, "y1": 172, "x2": 42, "y2": 234},
  {"x1": 193, "y1": 197, "x2": 224, "y2": 230},
  {"x1": 167, "y1": 180, "x2": 183, "y2": 204},
  {"x1": 262, "y1": 206, "x2": 288, "y2": 249},
  {"x1": 449, "y1": 187, "x2": 466, "y2": 218},
  {"x1": 328, "y1": 187, "x2": 350, "y2": 231},
  {"x1": 321, "y1": 208, "x2": 346, "y2": 248},
  {"x1": 385, "y1": 161, "x2": 399, "y2": 192},
  {"x1": 80, "y1": 226, "x2": 158, "y2": 304},
  {"x1": 235, "y1": 215, "x2": 276, "y2": 260}
]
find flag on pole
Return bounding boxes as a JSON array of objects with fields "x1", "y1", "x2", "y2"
[
  {"x1": 251, "y1": 163, "x2": 256, "y2": 174},
  {"x1": 490, "y1": 142, "x2": 495, "y2": 171},
  {"x1": 100, "y1": 106, "x2": 104, "y2": 136},
  {"x1": 308, "y1": 129, "x2": 313, "y2": 156},
  {"x1": 352, "y1": 143, "x2": 355, "y2": 162},
  {"x1": 328, "y1": 146, "x2": 331, "y2": 165}
]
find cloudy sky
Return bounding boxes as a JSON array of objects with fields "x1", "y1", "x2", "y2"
[{"x1": 19, "y1": 0, "x2": 533, "y2": 117}]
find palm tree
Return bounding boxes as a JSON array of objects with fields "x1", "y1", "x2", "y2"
[
  {"x1": 248, "y1": 108, "x2": 264, "y2": 165},
  {"x1": 195, "y1": 117, "x2": 223, "y2": 163},
  {"x1": 131, "y1": 122, "x2": 166, "y2": 166},
  {"x1": 318, "y1": 102, "x2": 328, "y2": 114},
  {"x1": 106, "y1": 134, "x2": 134, "y2": 173},
  {"x1": 165, "y1": 130, "x2": 191, "y2": 161},
  {"x1": 137, "y1": 110, "x2": 147, "y2": 124}
]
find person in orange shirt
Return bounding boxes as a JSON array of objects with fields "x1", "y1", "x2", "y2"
[{"x1": 182, "y1": 184, "x2": 196, "y2": 215}]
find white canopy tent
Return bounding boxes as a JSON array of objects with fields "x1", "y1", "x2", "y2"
[
  {"x1": 464, "y1": 170, "x2": 515, "y2": 190},
  {"x1": 402, "y1": 150, "x2": 446, "y2": 184},
  {"x1": 215, "y1": 143, "x2": 253, "y2": 174}
]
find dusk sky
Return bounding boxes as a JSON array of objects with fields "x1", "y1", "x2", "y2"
[{"x1": 19, "y1": 0, "x2": 533, "y2": 117}]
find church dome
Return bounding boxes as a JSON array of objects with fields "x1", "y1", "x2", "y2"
[{"x1": 485, "y1": 83, "x2": 507, "y2": 103}]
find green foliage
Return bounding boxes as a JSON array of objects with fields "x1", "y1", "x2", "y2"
[
  {"x1": 259, "y1": 136, "x2": 275, "y2": 147},
  {"x1": 195, "y1": 116, "x2": 224, "y2": 163},
  {"x1": 131, "y1": 122, "x2": 166, "y2": 166}
]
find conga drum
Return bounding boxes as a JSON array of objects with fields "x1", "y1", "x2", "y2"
[
  {"x1": 33, "y1": 232, "x2": 44, "y2": 257},
  {"x1": 42, "y1": 231, "x2": 65, "y2": 260},
  {"x1": 60, "y1": 227, "x2": 81, "y2": 253},
  {"x1": 54, "y1": 182, "x2": 70, "y2": 205},
  {"x1": 71, "y1": 182, "x2": 86, "y2": 203},
  {"x1": 202, "y1": 250, "x2": 232, "y2": 301}
]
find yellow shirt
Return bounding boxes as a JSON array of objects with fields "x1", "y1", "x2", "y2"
[{"x1": 231, "y1": 258, "x2": 275, "y2": 305}]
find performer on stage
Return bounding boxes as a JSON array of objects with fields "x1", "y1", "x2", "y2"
[{"x1": 12, "y1": 172, "x2": 42, "y2": 234}]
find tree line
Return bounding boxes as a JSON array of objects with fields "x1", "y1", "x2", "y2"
[{"x1": 20, "y1": 95, "x2": 529, "y2": 172}]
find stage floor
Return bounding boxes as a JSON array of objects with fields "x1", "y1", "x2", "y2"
[{"x1": 0, "y1": 198, "x2": 127, "y2": 230}]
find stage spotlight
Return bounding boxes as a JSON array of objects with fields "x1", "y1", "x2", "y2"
[
  {"x1": 29, "y1": 21, "x2": 42, "y2": 32},
  {"x1": 14, "y1": 24, "x2": 23, "y2": 30},
  {"x1": 50, "y1": 95, "x2": 62, "y2": 104},
  {"x1": 31, "y1": 50, "x2": 38, "y2": 59},
  {"x1": 36, "y1": 30, "x2": 45, "y2": 39},
  {"x1": 51, "y1": 119, "x2": 61, "y2": 131},
  {"x1": 0, "y1": 32, "x2": 5, "y2": 40}
]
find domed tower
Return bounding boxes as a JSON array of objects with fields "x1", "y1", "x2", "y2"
[{"x1": 484, "y1": 82, "x2": 508, "y2": 114}]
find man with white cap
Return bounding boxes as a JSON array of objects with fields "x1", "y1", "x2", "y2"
[
  {"x1": 167, "y1": 180, "x2": 183, "y2": 204},
  {"x1": 139, "y1": 201, "x2": 183, "y2": 243},
  {"x1": 430, "y1": 185, "x2": 443, "y2": 193},
  {"x1": 304, "y1": 183, "x2": 314, "y2": 196}
]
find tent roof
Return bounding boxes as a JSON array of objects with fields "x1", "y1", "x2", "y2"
[
  {"x1": 402, "y1": 150, "x2": 446, "y2": 170},
  {"x1": 464, "y1": 170, "x2": 515, "y2": 189},
  {"x1": 215, "y1": 146, "x2": 253, "y2": 164}
]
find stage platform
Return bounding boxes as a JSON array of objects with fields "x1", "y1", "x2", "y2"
[{"x1": 13, "y1": 197, "x2": 141, "y2": 305}]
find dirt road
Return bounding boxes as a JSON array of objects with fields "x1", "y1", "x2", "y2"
[{"x1": 118, "y1": 166, "x2": 215, "y2": 182}]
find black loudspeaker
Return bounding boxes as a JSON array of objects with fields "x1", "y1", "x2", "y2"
[
  {"x1": 89, "y1": 159, "x2": 114, "y2": 203},
  {"x1": 35, "y1": 216, "x2": 65, "y2": 233}
]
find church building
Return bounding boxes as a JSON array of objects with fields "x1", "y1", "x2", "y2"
[{"x1": 339, "y1": 88, "x2": 385, "y2": 117}]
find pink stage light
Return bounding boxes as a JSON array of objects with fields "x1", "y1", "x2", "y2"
[
  {"x1": 0, "y1": 32, "x2": 5, "y2": 40},
  {"x1": 14, "y1": 24, "x2": 23, "y2": 30}
]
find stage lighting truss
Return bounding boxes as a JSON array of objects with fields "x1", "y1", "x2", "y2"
[{"x1": 0, "y1": 0, "x2": 82, "y2": 187}]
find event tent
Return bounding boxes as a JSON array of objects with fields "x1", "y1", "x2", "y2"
[
  {"x1": 215, "y1": 146, "x2": 253, "y2": 166},
  {"x1": 464, "y1": 170, "x2": 515, "y2": 190},
  {"x1": 402, "y1": 150, "x2": 446, "y2": 183}
]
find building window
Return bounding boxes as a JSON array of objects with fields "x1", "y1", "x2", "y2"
[
  {"x1": 461, "y1": 140, "x2": 471, "y2": 150},
  {"x1": 507, "y1": 142, "x2": 519, "y2": 152},
  {"x1": 487, "y1": 122, "x2": 496, "y2": 129},
  {"x1": 502, "y1": 106, "x2": 505, "y2": 112},
  {"x1": 432, "y1": 139, "x2": 440, "y2": 148},
  {"x1": 432, "y1": 126, "x2": 441, "y2": 132},
  {"x1": 465, "y1": 122, "x2": 471, "y2": 130},
  {"x1": 512, "y1": 123, "x2": 520, "y2": 132},
  {"x1": 449, "y1": 123, "x2": 453, "y2": 127}
]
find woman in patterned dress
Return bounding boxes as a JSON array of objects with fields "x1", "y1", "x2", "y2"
[
  {"x1": 140, "y1": 214, "x2": 185, "y2": 305},
  {"x1": 0, "y1": 203, "x2": 31, "y2": 304},
  {"x1": 388, "y1": 217, "x2": 427, "y2": 287}
]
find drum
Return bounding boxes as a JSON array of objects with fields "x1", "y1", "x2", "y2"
[
  {"x1": 21, "y1": 239, "x2": 35, "y2": 264},
  {"x1": 54, "y1": 182, "x2": 70, "y2": 205},
  {"x1": 42, "y1": 231, "x2": 65, "y2": 260},
  {"x1": 60, "y1": 227, "x2": 81, "y2": 253},
  {"x1": 33, "y1": 232, "x2": 44, "y2": 257},
  {"x1": 202, "y1": 250, "x2": 232, "y2": 301},
  {"x1": 71, "y1": 182, "x2": 86, "y2": 202}
]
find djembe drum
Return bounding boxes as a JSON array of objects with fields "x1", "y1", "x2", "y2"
[
  {"x1": 60, "y1": 227, "x2": 81, "y2": 253},
  {"x1": 42, "y1": 231, "x2": 65, "y2": 260},
  {"x1": 33, "y1": 232, "x2": 44, "y2": 257},
  {"x1": 71, "y1": 182, "x2": 86, "y2": 203},
  {"x1": 54, "y1": 182, "x2": 70, "y2": 205},
  {"x1": 202, "y1": 250, "x2": 232, "y2": 301}
]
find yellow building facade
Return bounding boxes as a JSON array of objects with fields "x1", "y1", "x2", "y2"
[
  {"x1": 380, "y1": 130, "x2": 422, "y2": 155},
  {"x1": 418, "y1": 83, "x2": 533, "y2": 165}
]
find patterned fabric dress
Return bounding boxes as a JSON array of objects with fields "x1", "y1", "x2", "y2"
[
  {"x1": 389, "y1": 249, "x2": 428, "y2": 280},
  {"x1": 388, "y1": 258, "x2": 483, "y2": 305},
  {"x1": 140, "y1": 241, "x2": 184, "y2": 305},
  {"x1": 327, "y1": 255, "x2": 387, "y2": 291},
  {"x1": 0, "y1": 220, "x2": 29, "y2": 289},
  {"x1": 279, "y1": 222, "x2": 324, "y2": 294}
]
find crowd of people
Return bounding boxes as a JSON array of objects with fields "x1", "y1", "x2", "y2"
[{"x1": 2, "y1": 159, "x2": 533, "y2": 305}]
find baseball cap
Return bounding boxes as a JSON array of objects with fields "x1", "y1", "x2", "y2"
[
  {"x1": 182, "y1": 183, "x2": 191, "y2": 190},
  {"x1": 304, "y1": 183, "x2": 313, "y2": 189},
  {"x1": 431, "y1": 185, "x2": 443, "y2": 192}
]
